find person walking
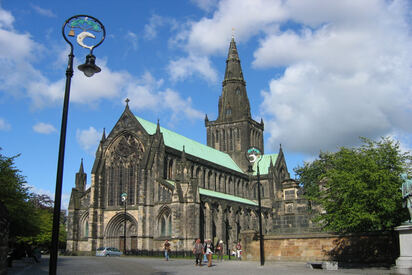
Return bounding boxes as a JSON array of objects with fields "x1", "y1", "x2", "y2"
[
  {"x1": 216, "y1": 240, "x2": 224, "y2": 261},
  {"x1": 163, "y1": 240, "x2": 171, "y2": 261},
  {"x1": 236, "y1": 241, "x2": 242, "y2": 260},
  {"x1": 193, "y1": 239, "x2": 204, "y2": 266},
  {"x1": 205, "y1": 239, "x2": 214, "y2": 267}
]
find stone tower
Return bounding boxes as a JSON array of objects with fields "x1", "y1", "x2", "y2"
[
  {"x1": 75, "y1": 158, "x2": 87, "y2": 192},
  {"x1": 205, "y1": 37, "x2": 264, "y2": 171}
]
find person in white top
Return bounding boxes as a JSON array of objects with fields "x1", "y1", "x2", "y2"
[{"x1": 204, "y1": 239, "x2": 214, "y2": 267}]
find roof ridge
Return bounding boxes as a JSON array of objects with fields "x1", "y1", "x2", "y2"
[{"x1": 135, "y1": 116, "x2": 244, "y2": 173}]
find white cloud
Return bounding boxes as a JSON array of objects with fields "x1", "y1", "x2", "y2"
[
  {"x1": 144, "y1": 15, "x2": 164, "y2": 40},
  {"x1": 258, "y1": 0, "x2": 412, "y2": 154},
  {"x1": 125, "y1": 31, "x2": 138, "y2": 50},
  {"x1": 0, "y1": 117, "x2": 11, "y2": 131},
  {"x1": 31, "y1": 4, "x2": 56, "y2": 18},
  {"x1": 126, "y1": 71, "x2": 203, "y2": 121},
  {"x1": 191, "y1": 0, "x2": 219, "y2": 12},
  {"x1": 144, "y1": 14, "x2": 178, "y2": 40},
  {"x1": 168, "y1": 54, "x2": 218, "y2": 82},
  {"x1": 168, "y1": 0, "x2": 286, "y2": 82},
  {"x1": 27, "y1": 58, "x2": 131, "y2": 108},
  {"x1": 0, "y1": 4, "x2": 13, "y2": 28},
  {"x1": 76, "y1": 127, "x2": 102, "y2": 151},
  {"x1": 33, "y1": 122, "x2": 56, "y2": 134}
]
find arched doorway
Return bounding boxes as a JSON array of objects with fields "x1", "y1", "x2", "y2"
[{"x1": 104, "y1": 213, "x2": 138, "y2": 252}]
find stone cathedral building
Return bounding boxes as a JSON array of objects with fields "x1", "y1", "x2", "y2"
[{"x1": 67, "y1": 38, "x2": 310, "y2": 255}]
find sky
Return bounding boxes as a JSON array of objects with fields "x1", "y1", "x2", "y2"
[{"x1": 1, "y1": 0, "x2": 412, "y2": 210}]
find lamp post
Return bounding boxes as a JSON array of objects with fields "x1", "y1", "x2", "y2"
[
  {"x1": 49, "y1": 15, "x2": 105, "y2": 275},
  {"x1": 121, "y1": 192, "x2": 128, "y2": 255},
  {"x1": 225, "y1": 220, "x2": 232, "y2": 260},
  {"x1": 246, "y1": 147, "x2": 265, "y2": 266}
]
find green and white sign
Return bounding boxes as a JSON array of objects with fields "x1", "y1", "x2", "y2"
[
  {"x1": 246, "y1": 147, "x2": 261, "y2": 163},
  {"x1": 121, "y1": 192, "x2": 128, "y2": 202}
]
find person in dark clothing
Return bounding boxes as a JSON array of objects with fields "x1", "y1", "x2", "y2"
[{"x1": 193, "y1": 239, "x2": 204, "y2": 266}]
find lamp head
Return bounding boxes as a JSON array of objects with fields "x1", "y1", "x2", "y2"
[{"x1": 78, "y1": 54, "x2": 101, "y2": 77}]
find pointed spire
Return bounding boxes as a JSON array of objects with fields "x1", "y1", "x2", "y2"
[
  {"x1": 269, "y1": 156, "x2": 274, "y2": 168},
  {"x1": 218, "y1": 37, "x2": 251, "y2": 121},
  {"x1": 181, "y1": 145, "x2": 186, "y2": 161},
  {"x1": 101, "y1": 128, "x2": 106, "y2": 142},
  {"x1": 279, "y1": 143, "x2": 283, "y2": 154},
  {"x1": 205, "y1": 114, "x2": 209, "y2": 122},
  {"x1": 156, "y1": 119, "x2": 161, "y2": 134},
  {"x1": 79, "y1": 158, "x2": 84, "y2": 174}
]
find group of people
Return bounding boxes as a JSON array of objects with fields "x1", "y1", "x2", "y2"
[
  {"x1": 163, "y1": 239, "x2": 242, "y2": 267},
  {"x1": 192, "y1": 238, "x2": 242, "y2": 267}
]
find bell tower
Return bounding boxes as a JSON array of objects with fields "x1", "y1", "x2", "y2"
[{"x1": 205, "y1": 37, "x2": 264, "y2": 171}]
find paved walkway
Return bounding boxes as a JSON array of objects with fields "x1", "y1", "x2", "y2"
[{"x1": 7, "y1": 255, "x2": 411, "y2": 275}]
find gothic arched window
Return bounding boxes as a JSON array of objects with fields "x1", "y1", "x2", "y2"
[
  {"x1": 168, "y1": 159, "x2": 173, "y2": 179},
  {"x1": 158, "y1": 208, "x2": 172, "y2": 237},
  {"x1": 84, "y1": 221, "x2": 89, "y2": 238}
]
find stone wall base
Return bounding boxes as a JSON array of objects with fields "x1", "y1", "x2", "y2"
[{"x1": 240, "y1": 230, "x2": 398, "y2": 265}]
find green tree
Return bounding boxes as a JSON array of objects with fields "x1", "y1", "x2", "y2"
[
  {"x1": 18, "y1": 194, "x2": 67, "y2": 249},
  {"x1": 294, "y1": 137, "x2": 411, "y2": 233},
  {"x1": 0, "y1": 149, "x2": 66, "y2": 249},
  {"x1": 0, "y1": 149, "x2": 39, "y2": 239}
]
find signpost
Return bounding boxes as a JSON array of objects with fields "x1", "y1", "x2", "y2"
[
  {"x1": 246, "y1": 147, "x2": 265, "y2": 266},
  {"x1": 121, "y1": 192, "x2": 127, "y2": 255}
]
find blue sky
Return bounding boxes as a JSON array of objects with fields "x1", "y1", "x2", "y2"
[{"x1": 1, "y1": 0, "x2": 412, "y2": 209}]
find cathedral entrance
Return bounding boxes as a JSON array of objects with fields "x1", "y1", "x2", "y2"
[{"x1": 105, "y1": 213, "x2": 138, "y2": 252}]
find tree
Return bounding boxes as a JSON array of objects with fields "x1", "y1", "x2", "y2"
[
  {"x1": 0, "y1": 149, "x2": 67, "y2": 249},
  {"x1": 0, "y1": 149, "x2": 38, "y2": 239},
  {"x1": 17, "y1": 194, "x2": 66, "y2": 249},
  {"x1": 294, "y1": 137, "x2": 411, "y2": 233}
]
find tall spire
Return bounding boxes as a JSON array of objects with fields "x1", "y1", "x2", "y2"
[
  {"x1": 218, "y1": 37, "x2": 251, "y2": 121},
  {"x1": 223, "y1": 37, "x2": 245, "y2": 83}
]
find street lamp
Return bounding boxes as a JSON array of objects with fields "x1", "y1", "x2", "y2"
[
  {"x1": 225, "y1": 220, "x2": 232, "y2": 260},
  {"x1": 49, "y1": 15, "x2": 105, "y2": 275},
  {"x1": 246, "y1": 147, "x2": 265, "y2": 266},
  {"x1": 121, "y1": 192, "x2": 128, "y2": 255}
]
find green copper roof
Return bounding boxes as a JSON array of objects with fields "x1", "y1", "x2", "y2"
[
  {"x1": 199, "y1": 188, "x2": 258, "y2": 206},
  {"x1": 252, "y1": 154, "x2": 278, "y2": 175},
  {"x1": 136, "y1": 116, "x2": 243, "y2": 173}
]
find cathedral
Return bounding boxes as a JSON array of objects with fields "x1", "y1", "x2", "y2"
[{"x1": 66, "y1": 38, "x2": 310, "y2": 255}]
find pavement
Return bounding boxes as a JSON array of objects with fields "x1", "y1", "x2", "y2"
[{"x1": 6, "y1": 255, "x2": 412, "y2": 275}]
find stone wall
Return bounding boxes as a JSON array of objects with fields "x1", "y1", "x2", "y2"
[{"x1": 240, "y1": 230, "x2": 399, "y2": 266}]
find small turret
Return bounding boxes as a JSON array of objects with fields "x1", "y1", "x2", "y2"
[{"x1": 75, "y1": 158, "x2": 87, "y2": 192}]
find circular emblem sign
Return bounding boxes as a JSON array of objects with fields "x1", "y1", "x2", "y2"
[
  {"x1": 246, "y1": 147, "x2": 262, "y2": 163},
  {"x1": 121, "y1": 192, "x2": 128, "y2": 202}
]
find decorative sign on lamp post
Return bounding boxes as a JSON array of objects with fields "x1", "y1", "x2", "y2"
[{"x1": 49, "y1": 15, "x2": 105, "y2": 275}]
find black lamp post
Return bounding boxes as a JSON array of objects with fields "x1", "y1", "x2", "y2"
[
  {"x1": 121, "y1": 192, "x2": 128, "y2": 255},
  {"x1": 225, "y1": 220, "x2": 232, "y2": 260},
  {"x1": 49, "y1": 15, "x2": 105, "y2": 275},
  {"x1": 246, "y1": 147, "x2": 265, "y2": 266}
]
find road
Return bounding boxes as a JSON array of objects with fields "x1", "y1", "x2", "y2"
[{"x1": 7, "y1": 255, "x2": 405, "y2": 275}]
